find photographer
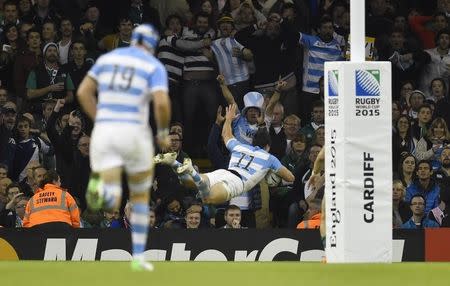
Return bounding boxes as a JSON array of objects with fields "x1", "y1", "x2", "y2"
[
  {"x1": 0, "y1": 23, "x2": 21, "y2": 90},
  {"x1": 46, "y1": 99, "x2": 85, "y2": 190},
  {"x1": 26, "y1": 42, "x2": 74, "y2": 116}
]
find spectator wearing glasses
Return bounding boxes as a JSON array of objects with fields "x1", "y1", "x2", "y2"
[
  {"x1": 405, "y1": 160, "x2": 440, "y2": 213},
  {"x1": 401, "y1": 194, "x2": 439, "y2": 229}
]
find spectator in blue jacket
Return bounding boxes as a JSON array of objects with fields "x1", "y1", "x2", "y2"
[
  {"x1": 402, "y1": 194, "x2": 439, "y2": 229},
  {"x1": 405, "y1": 160, "x2": 440, "y2": 213}
]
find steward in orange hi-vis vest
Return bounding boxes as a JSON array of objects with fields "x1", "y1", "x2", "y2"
[{"x1": 23, "y1": 171, "x2": 80, "y2": 228}]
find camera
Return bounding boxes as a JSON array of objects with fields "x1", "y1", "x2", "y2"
[{"x1": 2, "y1": 44, "x2": 12, "y2": 53}]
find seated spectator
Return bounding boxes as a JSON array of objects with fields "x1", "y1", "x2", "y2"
[
  {"x1": 401, "y1": 194, "x2": 440, "y2": 229},
  {"x1": 429, "y1": 78, "x2": 447, "y2": 103},
  {"x1": 283, "y1": 114, "x2": 301, "y2": 154},
  {"x1": 393, "y1": 179, "x2": 411, "y2": 228},
  {"x1": 411, "y1": 104, "x2": 433, "y2": 140},
  {"x1": 297, "y1": 199, "x2": 321, "y2": 229},
  {"x1": 435, "y1": 147, "x2": 450, "y2": 187},
  {"x1": 149, "y1": 208, "x2": 157, "y2": 229},
  {"x1": 0, "y1": 87, "x2": 8, "y2": 107},
  {"x1": 99, "y1": 209, "x2": 120, "y2": 228},
  {"x1": 111, "y1": 201, "x2": 133, "y2": 229},
  {"x1": 222, "y1": 204, "x2": 244, "y2": 229},
  {"x1": 300, "y1": 100, "x2": 324, "y2": 143},
  {"x1": 404, "y1": 90, "x2": 425, "y2": 119},
  {"x1": 405, "y1": 160, "x2": 440, "y2": 213},
  {"x1": 392, "y1": 115, "x2": 417, "y2": 170},
  {"x1": 0, "y1": 177, "x2": 12, "y2": 208},
  {"x1": 23, "y1": 170, "x2": 80, "y2": 228},
  {"x1": 0, "y1": 163, "x2": 7, "y2": 179},
  {"x1": 398, "y1": 80, "x2": 415, "y2": 110},
  {"x1": 415, "y1": 117, "x2": 450, "y2": 169},
  {"x1": 41, "y1": 20, "x2": 57, "y2": 46},
  {"x1": 98, "y1": 17, "x2": 133, "y2": 52},
  {"x1": 313, "y1": 126, "x2": 325, "y2": 147},
  {"x1": 287, "y1": 144, "x2": 323, "y2": 228},
  {"x1": 185, "y1": 204, "x2": 202, "y2": 229},
  {"x1": 12, "y1": 115, "x2": 51, "y2": 182},
  {"x1": 159, "y1": 196, "x2": 185, "y2": 228},
  {"x1": 0, "y1": 183, "x2": 28, "y2": 227}
]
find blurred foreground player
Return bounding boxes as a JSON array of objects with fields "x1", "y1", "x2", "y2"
[{"x1": 77, "y1": 24, "x2": 171, "y2": 271}]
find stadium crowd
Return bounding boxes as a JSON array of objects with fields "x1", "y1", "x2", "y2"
[{"x1": 0, "y1": 0, "x2": 449, "y2": 230}]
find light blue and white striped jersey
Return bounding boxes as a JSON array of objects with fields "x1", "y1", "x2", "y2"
[
  {"x1": 211, "y1": 37, "x2": 249, "y2": 85},
  {"x1": 300, "y1": 33, "x2": 343, "y2": 94},
  {"x1": 226, "y1": 138, "x2": 282, "y2": 192},
  {"x1": 88, "y1": 46, "x2": 168, "y2": 126}
]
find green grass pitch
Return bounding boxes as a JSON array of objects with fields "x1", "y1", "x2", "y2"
[{"x1": 2, "y1": 261, "x2": 449, "y2": 286}]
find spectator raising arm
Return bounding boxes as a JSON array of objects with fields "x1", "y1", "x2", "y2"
[{"x1": 217, "y1": 74, "x2": 236, "y2": 105}]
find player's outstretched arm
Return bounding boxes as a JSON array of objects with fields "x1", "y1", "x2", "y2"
[
  {"x1": 276, "y1": 166, "x2": 295, "y2": 183},
  {"x1": 222, "y1": 103, "x2": 237, "y2": 143},
  {"x1": 77, "y1": 76, "x2": 98, "y2": 120},
  {"x1": 153, "y1": 90, "x2": 172, "y2": 150}
]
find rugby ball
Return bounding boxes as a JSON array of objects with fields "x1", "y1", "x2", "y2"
[{"x1": 265, "y1": 171, "x2": 281, "y2": 187}]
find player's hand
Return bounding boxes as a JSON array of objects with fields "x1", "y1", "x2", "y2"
[
  {"x1": 225, "y1": 103, "x2": 237, "y2": 121},
  {"x1": 216, "y1": 105, "x2": 225, "y2": 125},
  {"x1": 216, "y1": 74, "x2": 226, "y2": 86},
  {"x1": 54, "y1": 99, "x2": 65, "y2": 112},
  {"x1": 49, "y1": 82, "x2": 64, "y2": 92}
]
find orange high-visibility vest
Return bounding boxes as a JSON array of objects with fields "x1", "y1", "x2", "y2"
[
  {"x1": 23, "y1": 184, "x2": 80, "y2": 228},
  {"x1": 297, "y1": 213, "x2": 321, "y2": 229}
]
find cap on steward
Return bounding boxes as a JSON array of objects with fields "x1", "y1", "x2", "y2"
[{"x1": 131, "y1": 24, "x2": 159, "y2": 50}]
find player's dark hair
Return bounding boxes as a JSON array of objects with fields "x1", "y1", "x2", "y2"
[{"x1": 252, "y1": 128, "x2": 271, "y2": 149}]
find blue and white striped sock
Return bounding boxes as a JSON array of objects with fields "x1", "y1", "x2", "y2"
[
  {"x1": 171, "y1": 160, "x2": 182, "y2": 168},
  {"x1": 190, "y1": 168, "x2": 209, "y2": 198},
  {"x1": 172, "y1": 160, "x2": 191, "y2": 182},
  {"x1": 130, "y1": 203, "x2": 149, "y2": 257}
]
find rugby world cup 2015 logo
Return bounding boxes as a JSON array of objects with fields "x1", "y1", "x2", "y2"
[
  {"x1": 328, "y1": 70, "x2": 339, "y2": 97},
  {"x1": 355, "y1": 69, "x2": 380, "y2": 96}
]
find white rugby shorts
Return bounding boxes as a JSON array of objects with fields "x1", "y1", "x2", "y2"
[
  {"x1": 205, "y1": 169, "x2": 244, "y2": 200},
  {"x1": 90, "y1": 124, "x2": 154, "y2": 173}
]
